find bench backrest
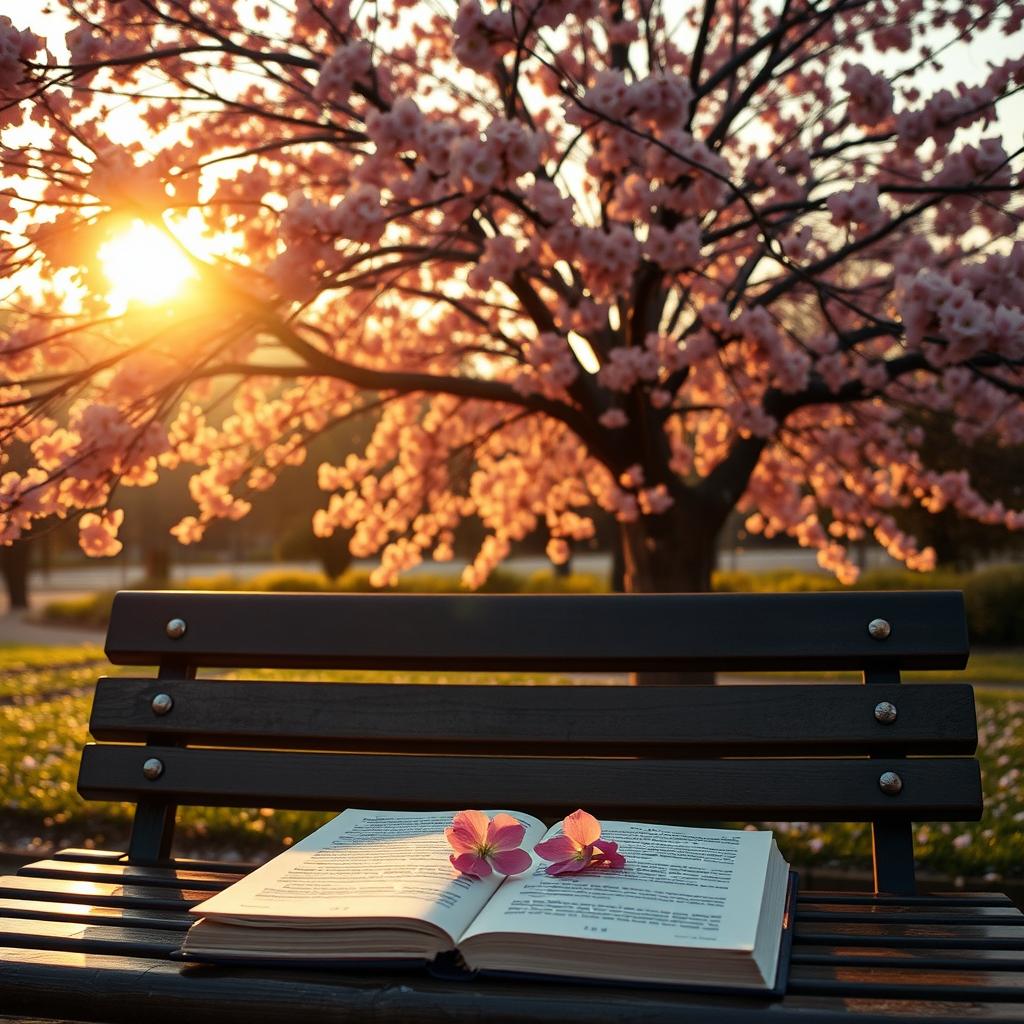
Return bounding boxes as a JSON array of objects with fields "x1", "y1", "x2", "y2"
[{"x1": 82, "y1": 590, "x2": 980, "y2": 895}]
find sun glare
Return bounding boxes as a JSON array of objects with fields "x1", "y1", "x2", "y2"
[{"x1": 99, "y1": 220, "x2": 196, "y2": 309}]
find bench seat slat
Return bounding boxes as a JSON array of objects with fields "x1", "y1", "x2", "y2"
[
  {"x1": 78, "y1": 746, "x2": 984, "y2": 821},
  {"x1": 0, "y1": 896, "x2": 190, "y2": 931},
  {"x1": 797, "y1": 908, "x2": 1024, "y2": 925},
  {"x1": 0, "y1": 916, "x2": 183, "y2": 957},
  {"x1": 792, "y1": 949, "x2": 1024, "y2": 968},
  {"x1": 89, "y1": 680, "x2": 979, "y2": 756},
  {"x1": 0, "y1": 946, "x2": 1019, "y2": 1019},
  {"x1": 795, "y1": 923, "x2": 1024, "y2": 948},
  {"x1": 16, "y1": 859, "x2": 243, "y2": 890},
  {"x1": 788, "y1": 963, "x2": 1024, "y2": 1000},
  {"x1": 104, "y1": 591, "x2": 970, "y2": 671},
  {"x1": 0, "y1": 875, "x2": 205, "y2": 910},
  {"x1": 797, "y1": 892, "x2": 1015, "y2": 907}
]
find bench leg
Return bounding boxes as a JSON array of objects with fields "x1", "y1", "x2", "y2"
[
  {"x1": 871, "y1": 820, "x2": 916, "y2": 895},
  {"x1": 127, "y1": 798, "x2": 177, "y2": 863}
]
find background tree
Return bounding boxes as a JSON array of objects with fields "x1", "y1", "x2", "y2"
[{"x1": 0, "y1": 0, "x2": 1022, "y2": 595}]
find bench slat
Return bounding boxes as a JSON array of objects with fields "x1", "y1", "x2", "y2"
[
  {"x1": 792, "y1": 949, "x2": 1024, "y2": 967},
  {"x1": 2, "y1": 946, "x2": 1024, "y2": 1023},
  {"x1": 78, "y1": 745, "x2": 983, "y2": 820},
  {"x1": 88, "y1": 679, "x2": 979, "y2": 755},
  {"x1": 0, "y1": 875, "x2": 205, "y2": 910},
  {"x1": 788, "y1": 963, "x2": 1024, "y2": 1000},
  {"x1": 795, "y1": 922, "x2": 1024, "y2": 948},
  {"x1": 104, "y1": 591, "x2": 969, "y2": 671},
  {"x1": 797, "y1": 892, "x2": 1015, "y2": 907},
  {"x1": 4, "y1": 853, "x2": 1022, "y2": 1022},
  {"x1": 0, "y1": 896, "x2": 190, "y2": 931},
  {"x1": 0, "y1": 916, "x2": 183, "y2": 957},
  {"x1": 16, "y1": 859, "x2": 243, "y2": 890},
  {"x1": 797, "y1": 908, "x2": 1024, "y2": 925}
]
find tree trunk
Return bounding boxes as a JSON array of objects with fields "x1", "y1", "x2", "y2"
[
  {"x1": 618, "y1": 500, "x2": 723, "y2": 685},
  {"x1": 1, "y1": 540, "x2": 30, "y2": 611}
]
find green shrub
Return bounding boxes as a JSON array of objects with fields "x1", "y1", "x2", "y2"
[
  {"x1": 712, "y1": 570, "x2": 839, "y2": 593},
  {"x1": 519, "y1": 570, "x2": 609, "y2": 593},
  {"x1": 244, "y1": 570, "x2": 329, "y2": 592},
  {"x1": 177, "y1": 572, "x2": 240, "y2": 591},
  {"x1": 963, "y1": 565, "x2": 1024, "y2": 645},
  {"x1": 40, "y1": 591, "x2": 116, "y2": 628},
  {"x1": 854, "y1": 568, "x2": 964, "y2": 591}
]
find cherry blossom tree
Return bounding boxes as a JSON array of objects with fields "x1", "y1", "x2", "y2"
[{"x1": 1, "y1": 0, "x2": 1022, "y2": 595}]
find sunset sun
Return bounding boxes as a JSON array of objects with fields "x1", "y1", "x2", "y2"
[{"x1": 98, "y1": 220, "x2": 196, "y2": 308}]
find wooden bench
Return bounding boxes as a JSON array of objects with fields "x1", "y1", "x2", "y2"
[{"x1": 0, "y1": 588, "x2": 1022, "y2": 1022}]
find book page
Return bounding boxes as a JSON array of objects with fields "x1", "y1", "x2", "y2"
[
  {"x1": 461, "y1": 821, "x2": 773, "y2": 950},
  {"x1": 193, "y1": 808, "x2": 547, "y2": 941}
]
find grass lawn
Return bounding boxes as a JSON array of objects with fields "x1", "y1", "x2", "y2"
[
  {"x1": 0, "y1": 644, "x2": 1020, "y2": 881},
  {"x1": 734, "y1": 647, "x2": 1024, "y2": 684}
]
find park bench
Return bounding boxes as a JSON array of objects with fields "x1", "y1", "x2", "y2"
[{"x1": 0, "y1": 588, "x2": 1021, "y2": 1023}]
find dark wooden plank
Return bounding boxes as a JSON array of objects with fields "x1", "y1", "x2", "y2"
[
  {"x1": 0, "y1": 897, "x2": 189, "y2": 931},
  {"x1": 797, "y1": 891, "x2": 1016, "y2": 907},
  {"x1": 104, "y1": 590, "x2": 969, "y2": 671},
  {"x1": 792, "y1": 948, "x2": 1024, "y2": 968},
  {"x1": 77, "y1": 746, "x2": 984, "y2": 820},
  {"x1": 4, "y1": 946, "x2": 1023, "y2": 1023},
  {"x1": 0, "y1": 917, "x2": 182, "y2": 957},
  {"x1": 49, "y1": 847, "x2": 263, "y2": 875},
  {"x1": 89, "y1": 679, "x2": 979, "y2": 756},
  {"x1": 798, "y1": 906, "x2": 1024, "y2": 924},
  {"x1": 0, "y1": 875, "x2": 206, "y2": 910},
  {"x1": 50, "y1": 848, "x2": 128, "y2": 863},
  {"x1": 790, "y1": 962, "x2": 1024, "y2": 1000},
  {"x1": 795, "y1": 921, "x2": 1024, "y2": 948},
  {"x1": 17, "y1": 860, "x2": 243, "y2": 891}
]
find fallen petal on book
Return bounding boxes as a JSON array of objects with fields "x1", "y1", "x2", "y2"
[
  {"x1": 450, "y1": 851, "x2": 494, "y2": 878},
  {"x1": 534, "y1": 809, "x2": 627, "y2": 875},
  {"x1": 445, "y1": 810, "x2": 530, "y2": 878}
]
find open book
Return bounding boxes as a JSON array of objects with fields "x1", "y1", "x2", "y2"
[{"x1": 182, "y1": 809, "x2": 793, "y2": 992}]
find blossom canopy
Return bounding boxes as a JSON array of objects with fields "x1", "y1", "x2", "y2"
[{"x1": 0, "y1": 0, "x2": 1022, "y2": 592}]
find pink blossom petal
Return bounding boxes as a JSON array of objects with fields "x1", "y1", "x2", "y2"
[
  {"x1": 487, "y1": 816, "x2": 526, "y2": 852},
  {"x1": 444, "y1": 826, "x2": 475, "y2": 855},
  {"x1": 450, "y1": 852, "x2": 492, "y2": 878},
  {"x1": 544, "y1": 854, "x2": 592, "y2": 876},
  {"x1": 490, "y1": 847, "x2": 533, "y2": 876},
  {"x1": 562, "y1": 809, "x2": 601, "y2": 846},
  {"x1": 445, "y1": 810, "x2": 489, "y2": 853},
  {"x1": 534, "y1": 835, "x2": 578, "y2": 862},
  {"x1": 592, "y1": 839, "x2": 626, "y2": 869}
]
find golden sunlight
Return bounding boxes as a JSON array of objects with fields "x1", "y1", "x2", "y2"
[{"x1": 98, "y1": 220, "x2": 196, "y2": 308}]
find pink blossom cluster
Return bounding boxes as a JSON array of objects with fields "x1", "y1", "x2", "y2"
[
  {"x1": 447, "y1": 118, "x2": 542, "y2": 194},
  {"x1": 826, "y1": 183, "x2": 886, "y2": 235},
  {"x1": 842, "y1": 64, "x2": 894, "y2": 129},
  {"x1": 468, "y1": 234, "x2": 529, "y2": 289},
  {"x1": 644, "y1": 221, "x2": 701, "y2": 271},
  {"x1": 0, "y1": 17, "x2": 41, "y2": 127},
  {"x1": 312, "y1": 41, "x2": 374, "y2": 106},
  {"x1": 896, "y1": 84, "x2": 999, "y2": 153},
  {"x1": 644, "y1": 131, "x2": 731, "y2": 216},
  {"x1": 898, "y1": 261, "x2": 1024, "y2": 366},
  {"x1": 744, "y1": 155, "x2": 806, "y2": 204},
  {"x1": 513, "y1": 332, "x2": 579, "y2": 399},
  {"x1": 452, "y1": 0, "x2": 514, "y2": 72}
]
